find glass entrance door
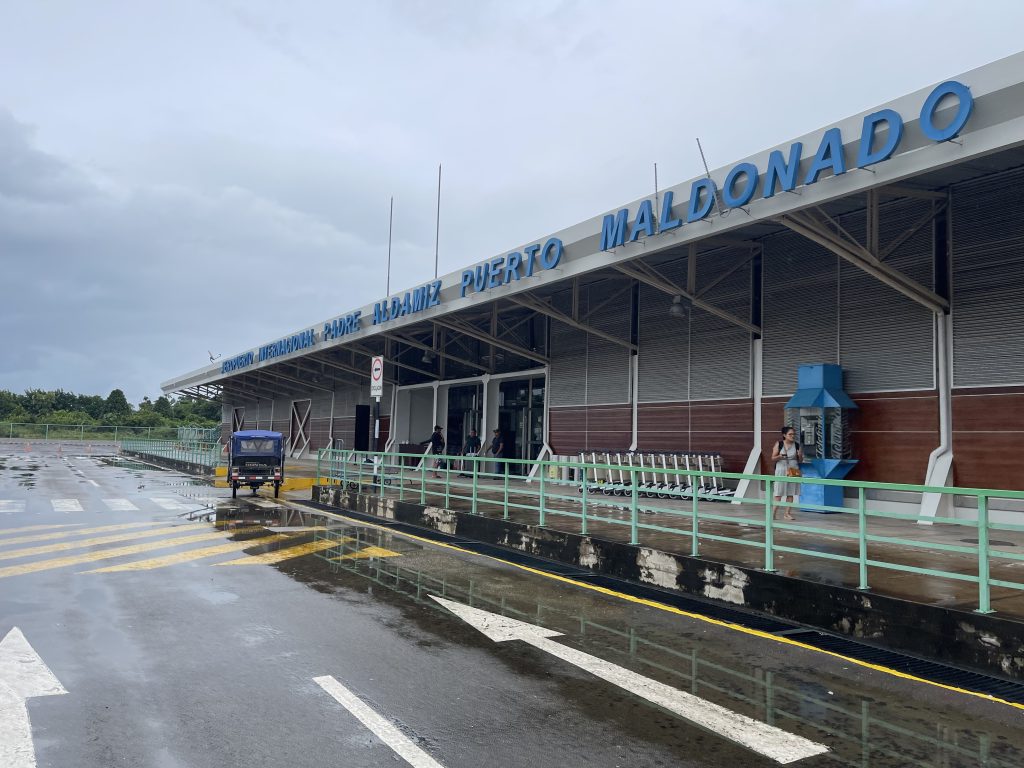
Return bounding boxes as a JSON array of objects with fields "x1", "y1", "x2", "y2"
[
  {"x1": 498, "y1": 377, "x2": 545, "y2": 474},
  {"x1": 446, "y1": 383, "x2": 482, "y2": 459}
]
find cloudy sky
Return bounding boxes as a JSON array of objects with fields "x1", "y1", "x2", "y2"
[{"x1": 2, "y1": 1, "x2": 1023, "y2": 405}]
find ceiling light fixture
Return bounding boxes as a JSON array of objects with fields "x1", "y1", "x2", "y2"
[{"x1": 668, "y1": 295, "x2": 686, "y2": 318}]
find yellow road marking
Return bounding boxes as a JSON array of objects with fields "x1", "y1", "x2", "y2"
[
  {"x1": 214, "y1": 537, "x2": 352, "y2": 566},
  {"x1": 0, "y1": 528, "x2": 260, "y2": 579},
  {"x1": 312, "y1": 505, "x2": 1024, "y2": 712},
  {"x1": 330, "y1": 545, "x2": 401, "y2": 561},
  {"x1": 86, "y1": 533, "x2": 293, "y2": 573},
  {"x1": 0, "y1": 524, "x2": 84, "y2": 537},
  {"x1": 0, "y1": 522, "x2": 164, "y2": 550},
  {"x1": 0, "y1": 524, "x2": 208, "y2": 561}
]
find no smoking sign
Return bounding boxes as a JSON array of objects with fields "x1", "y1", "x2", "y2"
[{"x1": 370, "y1": 356, "x2": 384, "y2": 398}]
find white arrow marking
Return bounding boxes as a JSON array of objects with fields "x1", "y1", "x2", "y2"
[
  {"x1": 430, "y1": 596, "x2": 828, "y2": 764},
  {"x1": 314, "y1": 675, "x2": 447, "y2": 768},
  {"x1": 0, "y1": 628, "x2": 67, "y2": 768}
]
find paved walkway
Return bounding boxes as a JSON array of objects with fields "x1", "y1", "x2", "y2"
[{"x1": 308, "y1": 463, "x2": 1024, "y2": 620}]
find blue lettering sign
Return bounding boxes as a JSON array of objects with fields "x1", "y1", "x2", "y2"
[
  {"x1": 221, "y1": 351, "x2": 255, "y2": 374},
  {"x1": 687, "y1": 178, "x2": 717, "y2": 222},
  {"x1": 600, "y1": 209, "x2": 629, "y2": 250},
  {"x1": 539, "y1": 238, "x2": 563, "y2": 269},
  {"x1": 488, "y1": 257, "x2": 504, "y2": 288},
  {"x1": 659, "y1": 191, "x2": 682, "y2": 231},
  {"x1": 920, "y1": 80, "x2": 973, "y2": 142},
  {"x1": 857, "y1": 109, "x2": 903, "y2": 167},
  {"x1": 803, "y1": 127, "x2": 846, "y2": 185},
  {"x1": 762, "y1": 143, "x2": 803, "y2": 199},
  {"x1": 629, "y1": 200, "x2": 655, "y2": 242},
  {"x1": 323, "y1": 311, "x2": 362, "y2": 341},
  {"x1": 523, "y1": 244, "x2": 540, "y2": 277},
  {"x1": 722, "y1": 162, "x2": 758, "y2": 208},
  {"x1": 504, "y1": 252, "x2": 522, "y2": 283}
]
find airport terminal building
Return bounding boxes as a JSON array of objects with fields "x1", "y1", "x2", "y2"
[{"x1": 163, "y1": 52, "x2": 1024, "y2": 503}]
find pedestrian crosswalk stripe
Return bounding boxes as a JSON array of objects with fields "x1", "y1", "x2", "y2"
[
  {"x1": 0, "y1": 528, "x2": 261, "y2": 579},
  {"x1": 331, "y1": 545, "x2": 401, "y2": 561},
  {"x1": 52, "y1": 499, "x2": 84, "y2": 513},
  {"x1": 0, "y1": 501, "x2": 27, "y2": 513},
  {"x1": 0, "y1": 524, "x2": 208, "y2": 562},
  {"x1": 86, "y1": 533, "x2": 293, "y2": 573},
  {"x1": 0, "y1": 522, "x2": 157, "y2": 548},
  {"x1": 0, "y1": 523, "x2": 81, "y2": 537},
  {"x1": 214, "y1": 537, "x2": 352, "y2": 566},
  {"x1": 102, "y1": 499, "x2": 139, "y2": 511},
  {"x1": 149, "y1": 497, "x2": 190, "y2": 510}
]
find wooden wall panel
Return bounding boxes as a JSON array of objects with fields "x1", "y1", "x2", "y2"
[
  {"x1": 691, "y1": 400, "x2": 754, "y2": 432},
  {"x1": 558, "y1": 386, "x2": 1024, "y2": 489},
  {"x1": 549, "y1": 407, "x2": 587, "y2": 455},
  {"x1": 952, "y1": 387, "x2": 1024, "y2": 489},
  {"x1": 549, "y1": 406, "x2": 630, "y2": 455},
  {"x1": 762, "y1": 392, "x2": 939, "y2": 484},
  {"x1": 953, "y1": 389, "x2": 1024, "y2": 432},
  {"x1": 636, "y1": 402, "x2": 690, "y2": 452}
]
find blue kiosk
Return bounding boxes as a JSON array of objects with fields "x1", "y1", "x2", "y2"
[{"x1": 784, "y1": 364, "x2": 858, "y2": 513}]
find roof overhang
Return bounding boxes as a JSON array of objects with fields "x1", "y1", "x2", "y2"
[{"x1": 163, "y1": 52, "x2": 1024, "y2": 398}]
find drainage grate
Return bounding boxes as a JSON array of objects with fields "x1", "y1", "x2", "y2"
[{"x1": 782, "y1": 630, "x2": 1024, "y2": 705}]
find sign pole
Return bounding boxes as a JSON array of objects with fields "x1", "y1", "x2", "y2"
[{"x1": 370, "y1": 356, "x2": 385, "y2": 480}]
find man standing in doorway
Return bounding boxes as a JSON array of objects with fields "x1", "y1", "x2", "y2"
[{"x1": 488, "y1": 428, "x2": 505, "y2": 476}]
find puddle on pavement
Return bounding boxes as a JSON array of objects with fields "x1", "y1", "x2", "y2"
[
  {"x1": 253, "y1": 520, "x2": 1024, "y2": 768},
  {"x1": 99, "y1": 457, "x2": 168, "y2": 472}
]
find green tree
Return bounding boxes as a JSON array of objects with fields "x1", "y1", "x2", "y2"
[
  {"x1": 0, "y1": 390, "x2": 20, "y2": 420},
  {"x1": 23, "y1": 389, "x2": 56, "y2": 419},
  {"x1": 105, "y1": 389, "x2": 131, "y2": 420},
  {"x1": 153, "y1": 396, "x2": 174, "y2": 418}
]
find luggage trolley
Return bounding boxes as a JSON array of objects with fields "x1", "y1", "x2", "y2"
[
  {"x1": 707, "y1": 453, "x2": 736, "y2": 499},
  {"x1": 654, "y1": 453, "x2": 673, "y2": 499},
  {"x1": 577, "y1": 451, "x2": 602, "y2": 494},
  {"x1": 636, "y1": 452, "x2": 656, "y2": 498}
]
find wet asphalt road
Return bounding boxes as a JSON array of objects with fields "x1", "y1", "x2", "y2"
[{"x1": 1, "y1": 446, "x2": 1023, "y2": 768}]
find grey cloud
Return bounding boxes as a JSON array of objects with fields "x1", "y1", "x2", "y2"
[{"x1": 0, "y1": 111, "x2": 384, "y2": 403}]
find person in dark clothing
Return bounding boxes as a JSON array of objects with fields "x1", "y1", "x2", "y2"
[
  {"x1": 421, "y1": 425, "x2": 445, "y2": 478},
  {"x1": 488, "y1": 428, "x2": 505, "y2": 475},
  {"x1": 460, "y1": 429, "x2": 481, "y2": 476}
]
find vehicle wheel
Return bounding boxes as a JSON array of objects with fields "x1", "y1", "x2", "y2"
[{"x1": 231, "y1": 482, "x2": 237, "y2": 499}]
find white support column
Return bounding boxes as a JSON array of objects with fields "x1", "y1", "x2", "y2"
[
  {"x1": 733, "y1": 338, "x2": 764, "y2": 503},
  {"x1": 628, "y1": 354, "x2": 639, "y2": 451},
  {"x1": 920, "y1": 311, "x2": 954, "y2": 522}
]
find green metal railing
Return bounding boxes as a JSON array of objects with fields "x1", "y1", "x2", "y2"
[
  {"x1": 120, "y1": 439, "x2": 223, "y2": 469},
  {"x1": 316, "y1": 448, "x2": 1024, "y2": 614},
  {"x1": 1, "y1": 422, "x2": 181, "y2": 441}
]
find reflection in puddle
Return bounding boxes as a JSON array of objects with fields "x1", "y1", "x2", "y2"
[
  {"x1": 267, "y1": 524, "x2": 1023, "y2": 768},
  {"x1": 99, "y1": 457, "x2": 167, "y2": 472}
]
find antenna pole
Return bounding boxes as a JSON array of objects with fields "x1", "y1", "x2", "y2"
[
  {"x1": 434, "y1": 163, "x2": 441, "y2": 279},
  {"x1": 695, "y1": 138, "x2": 725, "y2": 216},
  {"x1": 386, "y1": 196, "x2": 394, "y2": 297},
  {"x1": 654, "y1": 162, "x2": 659, "y2": 231}
]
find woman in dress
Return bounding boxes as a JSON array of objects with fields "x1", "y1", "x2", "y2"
[{"x1": 770, "y1": 426, "x2": 803, "y2": 521}]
